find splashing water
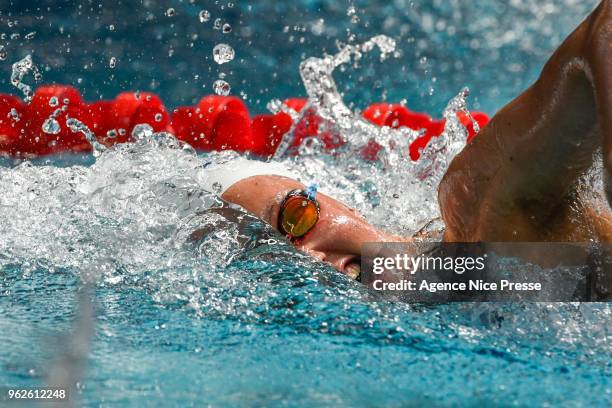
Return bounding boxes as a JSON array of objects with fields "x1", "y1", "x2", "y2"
[
  {"x1": 306, "y1": 183, "x2": 318, "y2": 200},
  {"x1": 413, "y1": 87, "x2": 476, "y2": 185},
  {"x1": 66, "y1": 117, "x2": 107, "y2": 156},
  {"x1": 212, "y1": 43, "x2": 235, "y2": 65},
  {"x1": 275, "y1": 35, "x2": 417, "y2": 160},
  {"x1": 0, "y1": 127, "x2": 609, "y2": 405},
  {"x1": 0, "y1": 32, "x2": 609, "y2": 407},
  {"x1": 199, "y1": 10, "x2": 210, "y2": 23},
  {"x1": 266, "y1": 98, "x2": 301, "y2": 121},
  {"x1": 41, "y1": 105, "x2": 66, "y2": 135},
  {"x1": 10, "y1": 54, "x2": 42, "y2": 103},
  {"x1": 42, "y1": 117, "x2": 61, "y2": 135},
  {"x1": 270, "y1": 35, "x2": 477, "y2": 232},
  {"x1": 8, "y1": 107, "x2": 20, "y2": 122},
  {"x1": 213, "y1": 79, "x2": 231, "y2": 96}
]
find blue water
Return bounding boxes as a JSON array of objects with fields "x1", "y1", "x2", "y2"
[
  {"x1": 0, "y1": 0, "x2": 598, "y2": 114},
  {"x1": 2, "y1": 256, "x2": 610, "y2": 406},
  {"x1": 1, "y1": 1, "x2": 610, "y2": 407}
]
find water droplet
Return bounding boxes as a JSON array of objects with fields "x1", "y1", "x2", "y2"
[
  {"x1": 213, "y1": 18, "x2": 222, "y2": 30},
  {"x1": 0, "y1": 46, "x2": 7, "y2": 61},
  {"x1": 42, "y1": 118, "x2": 60, "y2": 134},
  {"x1": 132, "y1": 123, "x2": 154, "y2": 140},
  {"x1": 25, "y1": 32, "x2": 35, "y2": 40},
  {"x1": 49, "y1": 96, "x2": 58, "y2": 107},
  {"x1": 311, "y1": 19, "x2": 325, "y2": 36},
  {"x1": 106, "y1": 129, "x2": 117, "y2": 138},
  {"x1": 266, "y1": 99, "x2": 283, "y2": 114},
  {"x1": 11, "y1": 55, "x2": 41, "y2": 103},
  {"x1": 109, "y1": 56, "x2": 117, "y2": 68},
  {"x1": 212, "y1": 182, "x2": 223, "y2": 194},
  {"x1": 212, "y1": 79, "x2": 230, "y2": 96},
  {"x1": 222, "y1": 23, "x2": 232, "y2": 34},
  {"x1": 109, "y1": 24, "x2": 115, "y2": 31},
  {"x1": 198, "y1": 10, "x2": 210, "y2": 23},
  {"x1": 212, "y1": 43, "x2": 234, "y2": 64},
  {"x1": 347, "y1": 6, "x2": 359, "y2": 23},
  {"x1": 8, "y1": 107, "x2": 20, "y2": 122},
  {"x1": 165, "y1": 8, "x2": 176, "y2": 17},
  {"x1": 154, "y1": 113, "x2": 163, "y2": 122},
  {"x1": 66, "y1": 117, "x2": 106, "y2": 156}
]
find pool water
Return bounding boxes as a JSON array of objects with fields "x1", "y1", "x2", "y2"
[
  {"x1": 1, "y1": 1, "x2": 610, "y2": 407},
  {"x1": 0, "y1": 0, "x2": 598, "y2": 114}
]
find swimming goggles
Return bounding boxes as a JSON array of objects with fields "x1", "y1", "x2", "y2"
[{"x1": 278, "y1": 188, "x2": 320, "y2": 240}]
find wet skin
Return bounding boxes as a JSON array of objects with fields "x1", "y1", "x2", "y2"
[
  {"x1": 222, "y1": 1, "x2": 611, "y2": 275},
  {"x1": 439, "y1": 0, "x2": 612, "y2": 242},
  {"x1": 223, "y1": 175, "x2": 406, "y2": 278}
]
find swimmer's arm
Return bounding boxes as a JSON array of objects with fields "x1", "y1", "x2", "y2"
[{"x1": 439, "y1": 0, "x2": 611, "y2": 241}]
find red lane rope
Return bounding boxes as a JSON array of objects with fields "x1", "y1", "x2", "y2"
[{"x1": 0, "y1": 85, "x2": 489, "y2": 159}]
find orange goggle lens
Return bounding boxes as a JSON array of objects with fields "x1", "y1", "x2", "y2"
[{"x1": 278, "y1": 192, "x2": 319, "y2": 238}]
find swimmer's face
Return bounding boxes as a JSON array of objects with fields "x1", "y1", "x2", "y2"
[{"x1": 222, "y1": 175, "x2": 402, "y2": 278}]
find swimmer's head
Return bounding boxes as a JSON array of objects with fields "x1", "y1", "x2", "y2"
[{"x1": 222, "y1": 175, "x2": 404, "y2": 279}]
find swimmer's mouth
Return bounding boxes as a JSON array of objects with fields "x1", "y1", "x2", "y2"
[{"x1": 344, "y1": 258, "x2": 361, "y2": 282}]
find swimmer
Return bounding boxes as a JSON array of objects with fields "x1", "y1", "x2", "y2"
[{"x1": 199, "y1": 0, "x2": 611, "y2": 279}]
